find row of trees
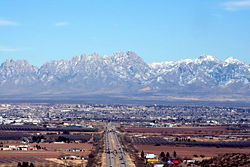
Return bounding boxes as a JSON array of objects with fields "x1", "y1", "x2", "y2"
[
  {"x1": 29, "y1": 134, "x2": 92, "y2": 143},
  {"x1": 17, "y1": 162, "x2": 34, "y2": 167},
  {"x1": 130, "y1": 135, "x2": 250, "y2": 148},
  {"x1": 141, "y1": 150, "x2": 178, "y2": 161}
]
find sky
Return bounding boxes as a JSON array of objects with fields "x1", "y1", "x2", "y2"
[{"x1": 0, "y1": 0, "x2": 250, "y2": 66}]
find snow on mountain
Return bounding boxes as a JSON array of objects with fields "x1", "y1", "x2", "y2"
[
  {"x1": 195, "y1": 55, "x2": 221, "y2": 64},
  {"x1": 0, "y1": 52, "x2": 249, "y2": 96},
  {"x1": 0, "y1": 59, "x2": 37, "y2": 86},
  {"x1": 224, "y1": 57, "x2": 244, "y2": 64}
]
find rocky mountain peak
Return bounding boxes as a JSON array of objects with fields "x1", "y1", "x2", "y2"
[
  {"x1": 0, "y1": 52, "x2": 249, "y2": 98},
  {"x1": 225, "y1": 57, "x2": 243, "y2": 64},
  {"x1": 196, "y1": 55, "x2": 221, "y2": 63}
]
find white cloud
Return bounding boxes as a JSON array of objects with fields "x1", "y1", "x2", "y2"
[
  {"x1": 54, "y1": 22, "x2": 70, "y2": 26},
  {"x1": 222, "y1": 0, "x2": 250, "y2": 11},
  {"x1": 0, "y1": 46, "x2": 28, "y2": 52},
  {"x1": 0, "y1": 19, "x2": 18, "y2": 26}
]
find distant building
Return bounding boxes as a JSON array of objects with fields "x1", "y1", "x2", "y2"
[
  {"x1": 146, "y1": 154, "x2": 157, "y2": 159},
  {"x1": 60, "y1": 155, "x2": 84, "y2": 160},
  {"x1": 68, "y1": 148, "x2": 84, "y2": 152}
]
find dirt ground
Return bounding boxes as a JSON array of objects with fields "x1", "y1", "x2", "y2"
[
  {"x1": 0, "y1": 151, "x2": 64, "y2": 167},
  {"x1": 39, "y1": 142, "x2": 92, "y2": 152},
  {"x1": 122, "y1": 126, "x2": 245, "y2": 136},
  {"x1": 0, "y1": 142, "x2": 93, "y2": 167},
  {"x1": 135, "y1": 144, "x2": 250, "y2": 159}
]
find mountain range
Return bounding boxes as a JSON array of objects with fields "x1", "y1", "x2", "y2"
[{"x1": 1, "y1": 51, "x2": 250, "y2": 104}]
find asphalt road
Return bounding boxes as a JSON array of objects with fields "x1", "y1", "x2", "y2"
[{"x1": 105, "y1": 124, "x2": 130, "y2": 167}]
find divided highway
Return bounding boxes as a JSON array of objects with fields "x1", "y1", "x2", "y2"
[{"x1": 104, "y1": 124, "x2": 131, "y2": 167}]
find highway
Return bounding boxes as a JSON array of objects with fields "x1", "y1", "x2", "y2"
[{"x1": 104, "y1": 124, "x2": 130, "y2": 167}]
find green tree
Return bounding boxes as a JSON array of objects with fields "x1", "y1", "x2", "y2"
[
  {"x1": 173, "y1": 151, "x2": 177, "y2": 158},
  {"x1": 160, "y1": 152, "x2": 165, "y2": 159},
  {"x1": 17, "y1": 162, "x2": 34, "y2": 167},
  {"x1": 56, "y1": 136, "x2": 70, "y2": 143},
  {"x1": 35, "y1": 145, "x2": 41, "y2": 149},
  {"x1": 17, "y1": 162, "x2": 22, "y2": 167},
  {"x1": 166, "y1": 152, "x2": 170, "y2": 161},
  {"x1": 22, "y1": 162, "x2": 29, "y2": 167},
  {"x1": 141, "y1": 150, "x2": 145, "y2": 159}
]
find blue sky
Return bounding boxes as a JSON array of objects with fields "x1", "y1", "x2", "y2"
[{"x1": 0, "y1": 0, "x2": 250, "y2": 66}]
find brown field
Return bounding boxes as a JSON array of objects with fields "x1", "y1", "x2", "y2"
[
  {"x1": 135, "y1": 144, "x2": 250, "y2": 159},
  {"x1": 39, "y1": 142, "x2": 92, "y2": 152},
  {"x1": 0, "y1": 151, "x2": 63, "y2": 167},
  {"x1": 123, "y1": 126, "x2": 228, "y2": 134},
  {"x1": 0, "y1": 140, "x2": 20, "y2": 144},
  {"x1": 0, "y1": 151, "x2": 63, "y2": 158},
  {"x1": 122, "y1": 126, "x2": 250, "y2": 137},
  {"x1": 0, "y1": 143, "x2": 93, "y2": 167}
]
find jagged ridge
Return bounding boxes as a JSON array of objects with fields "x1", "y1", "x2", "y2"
[{"x1": 0, "y1": 51, "x2": 249, "y2": 98}]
